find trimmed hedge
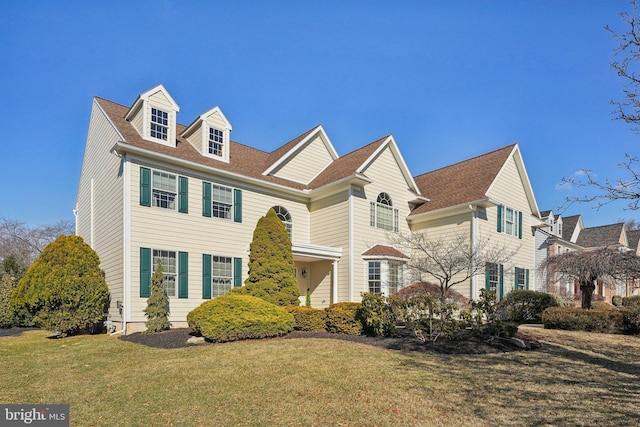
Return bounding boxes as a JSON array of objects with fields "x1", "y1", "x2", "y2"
[
  {"x1": 622, "y1": 295, "x2": 640, "y2": 308},
  {"x1": 542, "y1": 306, "x2": 624, "y2": 334},
  {"x1": 499, "y1": 290, "x2": 560, "y2": 324},
  {"x1": 623, "y1": 306, "x2": 640, "y2": 334},
  {"x1": 187, "y1": 294, "x2": 295, "y2": 342},
  {"x1": 286, "y1": 305, "x2": 326, "y2": 331},
  {"x1": 324, "y1": 302, "x2": 362, "y2": 335}
]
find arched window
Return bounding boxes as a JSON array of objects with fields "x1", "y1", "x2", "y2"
[
  {"x1": 370, "y1": 193, "x2": 398, "y2": 231},
  {"x1": 272, "y1": 206, "x2": 293, "y2": 240}
]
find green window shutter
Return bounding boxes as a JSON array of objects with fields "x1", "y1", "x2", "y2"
[
  {"x1": 178, "y1": 251, "x2": 188, "y2": 298},
  {"x1": 140, "y1": 167, "x2": 151, "y2": 207},
  {"x1": 234, "y1": 189, "x2": 242, "y2": 223},
  {"x1": 499, "y1": 264, "x2": 504, "y2": 300},
  {"x1": 497, "y1": 205, "x2": 503, "y2": 233},
  {"x1": 140, "y1": 247, "x2": 151, "y2": 298},
  {"x1": 518, "y1": 211, "x2": 523, "y2": 239},
  {"x1": 202, "y1": 182, "x2": 212, "y2": 217},
  {"x1": 514, "y1": 267, "x2": 519, "y2": 291},
  {"x1": 202, "y1": 254, "x2": 212, "y2": 299},
  {"x1": 233, "y1": 257, "x2": 242, "y2": 287},
  {"x1": 485, "y1": 263, "x2": 491, "y2": 291},
  {"x1": 525, "y1": 268, "x2": 530, "y2": 290},
  {"x1": 178, "y1": 177, "x2": 188, "y2": 214}
]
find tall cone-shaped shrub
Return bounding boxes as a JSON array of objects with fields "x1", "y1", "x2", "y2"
[
  {"x1": 10, "y1": 235, "x2": 109, "y2": 336},
  {"x1": 231, "y1": 208, "x2": 300, "y2": 306},
  {"x1": 144, "y1": 260, "x2": 171, "y2": 332}
]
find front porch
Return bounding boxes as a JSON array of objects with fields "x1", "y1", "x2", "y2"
[{"x1": 292, "y1": 242, "x2": 342, "y2": 309}]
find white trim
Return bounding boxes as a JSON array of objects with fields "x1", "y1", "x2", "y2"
[
  {"x1": 124, "y1": 84, "x2": 180, "y2": 121},
  {"x1": 348, "y1": 187, "x2": 354, "y2": 302},
  {"x1": 332, "y1": 260, "x2": 339, "y2": 305},
  {"x1": 123, "y1": 156, "x2": 131, "y2": 334},
  {"x1": 292, "y1": 242, "x2": 342, "y2": 260}
]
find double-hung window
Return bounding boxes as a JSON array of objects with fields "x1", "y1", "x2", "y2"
[
  {"x1": 485, "y1": 262, "x2": 504, "y2": 299},
  {"x1": 515, "y1": 267, "x2": 529, "y2": 290},
  {"x1": 368, "y1": 261, "x2": 381, "y2": 294},
  {"x1": 212, "y1": 184, "x2": 233, "y2": 219},
  {"x1": 497, "y1": 205, "x2": 522, "y2": 238},
  {"x1": 152, "y1": 171, "x2": 177, "y2": 210},
  {"x1": 202, "y1": 182, "x2": 242, "y2": 223},
  {"x1": 367, "y1": 260, "x2": 405, "y2": 296},
  {"x1": 209, "y1": 128, "x2": 224, "y2": 157},
  {"x1": 370, "y1": 192, "x2": 399, "y2": 232},
  {"x1": 212, "y1": 256, "x2": 232, "y2": 297},
  {"x1": 153, "y1": 249, "x2": 177, "y2": 297},
  {"x1": 150, "y1": 108, "x2": 169, "y2": 140}
]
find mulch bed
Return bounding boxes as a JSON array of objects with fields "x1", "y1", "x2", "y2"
[{"x1": 119, "y1": 327, "x2": 541, "y2": 354}]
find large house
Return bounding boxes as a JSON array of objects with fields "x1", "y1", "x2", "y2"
[{"x1": 76, "y1": 85, "x2": 541, "y2": 333}]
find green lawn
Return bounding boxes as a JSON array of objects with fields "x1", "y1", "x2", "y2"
[{"x1": 1, "y1": 328, "x2": 639, "y2": 426}]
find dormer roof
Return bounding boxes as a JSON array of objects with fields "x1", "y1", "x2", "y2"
[
  {"x1": 181, "y1": 106, "x2": 232, "y2": 137},
  {"x1": 124, "y1": 84, "x2": 180, "y2": 121}
]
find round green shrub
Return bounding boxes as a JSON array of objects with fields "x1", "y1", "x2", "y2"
[
  {"x1": 499, "y1": 290, "x2": 560, "y2": 324},
  {"x1": 623, "y1": 306, "x2": 640, "y2": 334},
  {"x1": 286, "y1": 305, "x2": 326, "y2": 331},
  {"x1": 612, "y1": 295, "x2": 623, "y2": 307},
  {"x1": 324, "y1": 302, "x2": 362, "y2": 335},
  {"x1": 356, "y1": 293, "x2": 396, "y2": 336},
  {"x1": 542, "y1": 306, "x2": 624, "y2": 334},
  {"x1": 10, "y1": 235, "x2": 110, "y2": 336},
  {"x1": 187, "y1": 294, "x2": 295, "y2": 342},
  {"x1": 622, "y1": 295, "x2": 640, "y2": 308}
]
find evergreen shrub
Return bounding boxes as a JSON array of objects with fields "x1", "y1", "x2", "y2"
[
  {"x1": 623, "y1": 306, "x2": 640, "y2": 334},
  {"x1": 356, "y1": 293, "x2": 396, "y2": 336},
  {"x1": 187, "y1": 294, "x2": 295, "y2": 342},
  {"x1": 542, "y1": 306, "x2": 624, "y2": 333},
  {"x1": 286, "y1": 306, "x2": 326, "y2": 331},
  {"x1": 612, "y1": 295, "x2": 623, "y2": 307},
  {"x1": 622, "y1": 295, "x2": 640, "y2": 308},
  {"x1": 0, "y1": 274, "x2": 17, "y2": 328},
  {"x1": 499, "y1": 290, "x2": 560, "y2": 324},
  {"x1": 591, "y1": 301, "x2": 614, "y2": 311},
  {"x1": 324, "y1": 302, "x2": 362, "y2": 335},
  {"x1": 10, "y1": 235, "x2": 110, "y2": 336}
]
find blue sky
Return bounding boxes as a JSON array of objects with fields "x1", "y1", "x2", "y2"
[{"x1": 1, "y1": 1, "x2": 638, "y2": 229}]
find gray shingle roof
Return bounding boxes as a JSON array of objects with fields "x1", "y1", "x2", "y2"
[{"x1": 575, "y1": 223, "x2": 625, "y2": 248}]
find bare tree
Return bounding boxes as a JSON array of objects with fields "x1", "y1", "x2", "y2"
[
  {"x1": 0, "y1": 216, "x2": 74, "y2": 270},
  {"x1": 541, "y1": 248, "x2": 640, "y2": 309},
  {"x1": 389, "y1": 232, "x2": 517, "y2": 309},
  {"x1": 559, "y1": 2, "x2": 640, "y2": 211}
]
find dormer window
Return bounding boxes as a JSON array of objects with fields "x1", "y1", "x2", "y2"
[
  {"x1": 151, "y1": 108, "x2": 169, "y2": 141},
  {"x1": 209, "y1": 128, "x2": 224, "y2": 157}
]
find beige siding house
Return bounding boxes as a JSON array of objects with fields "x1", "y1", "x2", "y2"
[{"x1": 76, "y1": 85, "x2": 543, "y2": 333}]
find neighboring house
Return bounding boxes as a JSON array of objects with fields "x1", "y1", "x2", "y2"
[
  {"x1": 533, "y1": 212, "x2": 583, "y2": 293},
  {"x1": 408, "y1": 144, "x2": 542, "y2": 300},
  {"x1": 76, "y1": 85, "x2": 548, "y2": 333},
  {"x1": 76, "y1": 85, "x2": 428, "y2": 333}
]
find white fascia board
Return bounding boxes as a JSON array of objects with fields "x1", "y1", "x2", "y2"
[
  {"x1": 307, "y1": 174, "x2": 372, "y2": 200},
  {"x1": 95, "y1": 99, "x2": 126, "y2": 141},
  {"x1": 357, "y1": 135, "x2": 422, "y2": 195},
  {"x1": 114, "y1": 142, "x2": 311, "y2": 202},
  {"x1": 263, "y1": 125, "x2": 338, "y2": 176}
]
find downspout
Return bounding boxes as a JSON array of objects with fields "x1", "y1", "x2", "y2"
[{"x1": 469, "y1": 204, "x2": 478, "y2": 300}]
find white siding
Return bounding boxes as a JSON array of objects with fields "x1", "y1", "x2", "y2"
[
  {"x1": 273, "y1": 135, "x2": 334, "y2": 184},
  {"x1": 76, "y1": 100, "x2": 125, "y2": 323}
]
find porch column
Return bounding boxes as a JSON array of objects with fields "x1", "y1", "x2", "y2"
[{"x1": 332, "y1": 260, "x2": 339, "y2": 304}]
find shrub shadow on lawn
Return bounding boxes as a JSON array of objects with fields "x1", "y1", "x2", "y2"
[
  {"x1": 0, "y1": 327, "x2": 38, "y2": 337},
  {"x1": 120, "y1": 327, "x2": 541, "y2": 354}
]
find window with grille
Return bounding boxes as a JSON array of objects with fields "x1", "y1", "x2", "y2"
[
  {"x1": 370, "y1": 192, "x2": 399, "y2": 232},
  {"x1": 150, "y1": 108, "x2": 168, "y2": 140}
]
